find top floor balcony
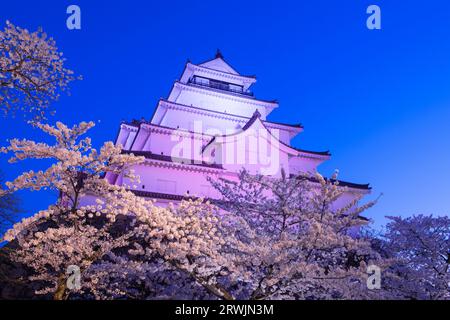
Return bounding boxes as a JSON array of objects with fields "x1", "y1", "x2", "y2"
[{"x1": 188, "y1": 76, "x2": 254, "y2": 97}]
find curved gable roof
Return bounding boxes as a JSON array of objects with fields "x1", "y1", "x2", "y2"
[{"x1": 202, "y1": 110, "x2": 330, "y2": 159}]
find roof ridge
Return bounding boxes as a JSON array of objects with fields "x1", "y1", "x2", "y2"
[{"x1": 158, "y1": 99, "x2": 301, "y2": 129}]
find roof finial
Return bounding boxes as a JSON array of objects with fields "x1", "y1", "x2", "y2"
[
  {"x1": 253, "y1": 109, "x2": 261, "y2": 118},
  {"x1": 215, "y1": 49, "x2": 223, "y2": 59}
]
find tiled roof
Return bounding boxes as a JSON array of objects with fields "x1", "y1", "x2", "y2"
[
  {"x1": 131, "y1": 190, "x2": 191, "y2": 201},
  {"x1": 156, "y1": 99, "x2": 303, "y2": 130},
  {"x1": 291, "y1": 174, "x2": 371, "y2": 190},
  {"x1": 122, "y1": 150, "x2": 223, "y2": 169}
]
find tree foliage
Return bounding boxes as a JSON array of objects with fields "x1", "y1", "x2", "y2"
[
  {"x1": 380, "y1": 215, "x2": 449, "y2": 300},
  {"x1": 0, "y1": 121, "x2": 448, "y2": 300},
  {"x1": 207, "y1": 170, "x2": 385, "y2": 299},
  {"x1": 0, "y1": 21, "x2": 79, "y2": 120},
  {"x1": 0, "y1": 121, "x2": 234, "y2": 299}
]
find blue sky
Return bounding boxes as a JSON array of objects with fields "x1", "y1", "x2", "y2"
[{"x1": 1, "y1": 0, "x2": 449, "y2": 230}]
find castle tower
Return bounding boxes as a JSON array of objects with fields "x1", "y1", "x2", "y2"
[{"x1": 108, "y1": 52, "x2": 370, "y2": 207}]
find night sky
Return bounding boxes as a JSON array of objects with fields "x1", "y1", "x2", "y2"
[{"x1": 1, "y1": 0, "x2": 450, "y2": 230}]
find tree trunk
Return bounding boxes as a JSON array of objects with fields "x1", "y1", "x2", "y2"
[{"x1": 53, "y1": 275, "x2": 68, "y2": 300}]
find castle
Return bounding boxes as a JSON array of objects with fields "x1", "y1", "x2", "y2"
[{"x1": 106, "y1": 51, "x2": 370, "y2": 209}]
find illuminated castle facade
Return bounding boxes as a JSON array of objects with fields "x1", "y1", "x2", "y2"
[{"x1": 106, "y1": 52, "x2": 370, "y2": 208}]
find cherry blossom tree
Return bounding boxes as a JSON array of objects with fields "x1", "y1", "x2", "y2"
[
  {"x1": 380, "y1": 215, "x2": 449, "y2": 300},
  {"x1": 0, "y1": 21, "x2": 79, "y2": 120},
  {"x1": 0, "y1": 121, "x2": 235, "y2": 300},
  {"x1": 80, "y1": 198, "x2": 239, "y2": 300},
  {"x1": 207, "y1": 169, "x2": 387, "y2": 299},
  {"x1": 3, "y1": 120, "x2": 444, "y2": 300},
  {"x1": 0, "y1": 121, "x2": 143, "y2": 298}
]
